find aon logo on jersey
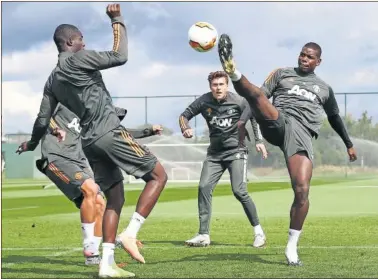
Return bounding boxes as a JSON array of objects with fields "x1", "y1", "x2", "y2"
[
  {"x1": 288, "y1": 85, "x2": 317, "y2": 101},
  {"x1": 209, "y1": 117, "x2": 232, "y2": 127},
  {"x1": 67, "y1": 118, "x2": 82, "y2": 133}
]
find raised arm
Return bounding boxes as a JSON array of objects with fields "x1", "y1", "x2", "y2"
[
  {"x1": 179, "y1": 96, "x2": 203, "y2": 138},
  {"x1": 324, "y1": 87, "x2": 357, "y2": 162},
  {"x1": 72, "y1": 4, "x2": 128, "y2": 71}
]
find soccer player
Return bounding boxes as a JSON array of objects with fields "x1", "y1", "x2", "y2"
[
  {"x1": 17, "y1": 4, "x2": 167, "y2": 277},
  {"x1": 217, "y1": 34, "x2": 357, "y2": 265},
  {"x1": 17, "y1": 103, "x2": 163, "y2": 265},
  {"x1": 179, "y1": 71, "x2": 268, "y2": 248}
]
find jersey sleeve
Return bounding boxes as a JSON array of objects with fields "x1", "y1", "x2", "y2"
[
  {"x1": 28, "y1": 80, "x2": 58, "y2": 150},
  {"x1": 323, "y1": 86, "x2": 340, "y2": 116},
  {"x1": 70, "y1": 16, "x2": 128, "y2": 71},
  {"x1": 250, "y1": 118, "x2": 263, "y2": 144},
  {"x1": 179, "y1": 96, "x2": 203, "y2": 132},
  {"x1": 260, "y1": 68, "x2": 282, "y2": 98},
  {"x1": 240, "y1": 98, "x2": 252, "y2": 123},
  {"x1": 127, "y1": 126, "x2": 154, "y2": 139}
]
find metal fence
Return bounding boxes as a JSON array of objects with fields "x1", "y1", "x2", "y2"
[
  {"x1": 112, "y1": 92, "x2": 378, "y2": 136},
  {"x1": 110, "y1": 92, "x2": 378, "y2": 179},
  {"x1": 3, "y1": 92, "x2": 378, "y2": 179}
]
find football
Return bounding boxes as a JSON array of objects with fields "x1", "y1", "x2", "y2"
[{"x1": 188, "y1": 22, "x2": 218, "y2": 52}]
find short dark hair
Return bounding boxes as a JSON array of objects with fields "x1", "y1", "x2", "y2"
[
  {"x1": 303, "y1": 42, "x2": 322, "y2": 58},
  {"x1": 207, "y1": 71, "x2": 229, "y2": 84},
  {"x1": 53, "y1": 24, "x2": 80, "y2": 52}
]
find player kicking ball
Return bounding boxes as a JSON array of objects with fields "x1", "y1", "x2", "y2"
[
  {"x1": 217, "y1": 34, "x2": 357, "y2": 265},
  {"x1": 17, "y1": 104, "x2": 163, "y2": 266},
  {"x1": 179, "y1": 71, "x2": 268, "y2": 248}
]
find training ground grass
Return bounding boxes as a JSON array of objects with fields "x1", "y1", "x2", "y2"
[{"x1": 1, "y1": 177, "x2": 378, "y2": 278}]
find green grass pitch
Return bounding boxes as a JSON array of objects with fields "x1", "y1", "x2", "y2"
[{"x1": 2, "y1": 176, "x2": 378, "y2": 278}]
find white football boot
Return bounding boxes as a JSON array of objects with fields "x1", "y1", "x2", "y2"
[
  {"x1": 253, "y1": 234, "x2": 266, "y2": 248},
  {"x1": 185, "y1": 234, "x2": 210, "y2": 247},
  {"x1": 285, "y1": 246, "x2": 303, "y2": 266}
]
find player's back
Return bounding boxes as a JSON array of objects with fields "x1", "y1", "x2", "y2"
[
  {"x1": 200, "y1": 92, "x2": 248, "y2": 153},
  {"x1": 41, "y1": 103, "x2": 85, "y2": 163},
  {"x1": 50, "y1": 51, "x2": 120, "y2": 147},
  {"x1": 269, "y1": 67, "x2": 331, "y2": 136}
]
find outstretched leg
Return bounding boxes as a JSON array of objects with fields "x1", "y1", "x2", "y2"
[
  {"x1": 285, "y1": 152, "x2": 313, "y2": 265},
  {"x1": 218, "y1": 34, "x2": 279, "y2": 122}
]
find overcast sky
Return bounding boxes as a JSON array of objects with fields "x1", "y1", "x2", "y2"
[{"x1": 2, "y1": 1, "x2": 378, "y2": 136}]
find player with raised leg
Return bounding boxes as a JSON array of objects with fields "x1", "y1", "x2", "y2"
[
  {"x1": 179, "y1": 71, "x2": 268, "y2": 248},
  {"x1": 21, "y1": 4, "x2": 167, "y2": 277},
  {"x1": 217, "y1": 34, "x2": 357, "y2": 265}
]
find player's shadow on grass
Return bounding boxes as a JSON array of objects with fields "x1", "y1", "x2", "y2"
[
  {"x1": 146, "y1": 251, "x2": 285, "y2": 266},
  {"x1": 143, "y1": 240, "x2": 186, "y2": 246},
  {"x1": 2, "y1": 255, "x2": 98, "y2": 277}
]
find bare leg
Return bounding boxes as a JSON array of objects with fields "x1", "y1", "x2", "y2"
[
  {"x1": 94, "y1": 193, "x2": 106, "y2": 251},
  {"x1": 80, "y1": 179, "x2": 100, "y2": 258},
  {"x1": 119, "y1": 162, "x2": 168, "y2": 263},
  {"x1": 136, "y1": 162, "x2": 168, "y2": 217},
  {"x1": 80, "y1": 179, "x2": 98, "y2": 224},
  {"x1": 81, "y1": 192, "x2": 105, "y2": 265},
  {"x1": 285, "y1": 152, "x2": 313, "y2": 265},
  {"x1": 94, "y1": 194, "x2": 106, "y2": 237},
  {"x1": 99, "y1": 181, "x2": 135, "y2": 277},
  {"x1": 103, "y1": 181, "x2": 125, "y2": 244}
]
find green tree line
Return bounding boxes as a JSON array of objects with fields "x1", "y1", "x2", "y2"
[{"x1": 245, "y1": 111, "x2": 378, "y2": 168}]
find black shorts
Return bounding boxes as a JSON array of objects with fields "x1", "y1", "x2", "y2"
[
  {"x1": 259, "y1": 112, "x2": 314, "y2": 162},
  {"x1": 84, "y1": 125, "x2": 158, "y2": 192}
]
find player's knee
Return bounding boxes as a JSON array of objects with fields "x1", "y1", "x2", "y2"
[
  {"x1": 81, "y1": 179, "x2": 98, "y2": 199},
  {"x1": 293, "y1": 180, "x2": 310, "y2": 205},
  {"x1": 143, "y1": 162, "x2": 168, "y2": 186},
  {"x1": 154, "y1": 163, "x2": 168, "y2": 185},
  {"x1": 233, "y1": 189, "x2": 249, "y2": 202},
  {"x1": 106, "y1": 192, "x2": 125, "y2": 211},
  {"x1": 198, "y1": 180, "x2": 212, "y2": 194},
  {"x1": 159, "y1": 170, "x2": 168, "y2": 185}
]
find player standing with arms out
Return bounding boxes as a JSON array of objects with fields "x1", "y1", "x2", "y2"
[
  {"x1": 217, "y1": 35, "x2": 357, "y2": 265},
  {"x1": 179, "y1": 71, "x2": 268, "y2": 248},
  {"x1": 18, "y1": 4, "x2": 167, "y2": 277},
  {"x1": 17, "y1": 104, "x2": 164, "y2": 266}
]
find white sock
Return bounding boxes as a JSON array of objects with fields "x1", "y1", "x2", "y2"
[
  {"x1": 229, "y1": 69, "x2": 242, "y2": 82},
  {"x1": 287, "y1": 229, "x2": 301, "y2": 249},
  {"x1": 253, "y1": 224, "x2": 264, "y2": 236},
  {"x1": 81, "y1": 222, "x2": 95, "y2": 245},
  {"x1": 94, "y1": 236, "x2": 102, "y2": 252},
  {"x1": 101, "y1": 243, "x2": 115, "y2": 266},
  {"x1": 122, "y1": 212, "x2": 145, "y2": 238}
]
